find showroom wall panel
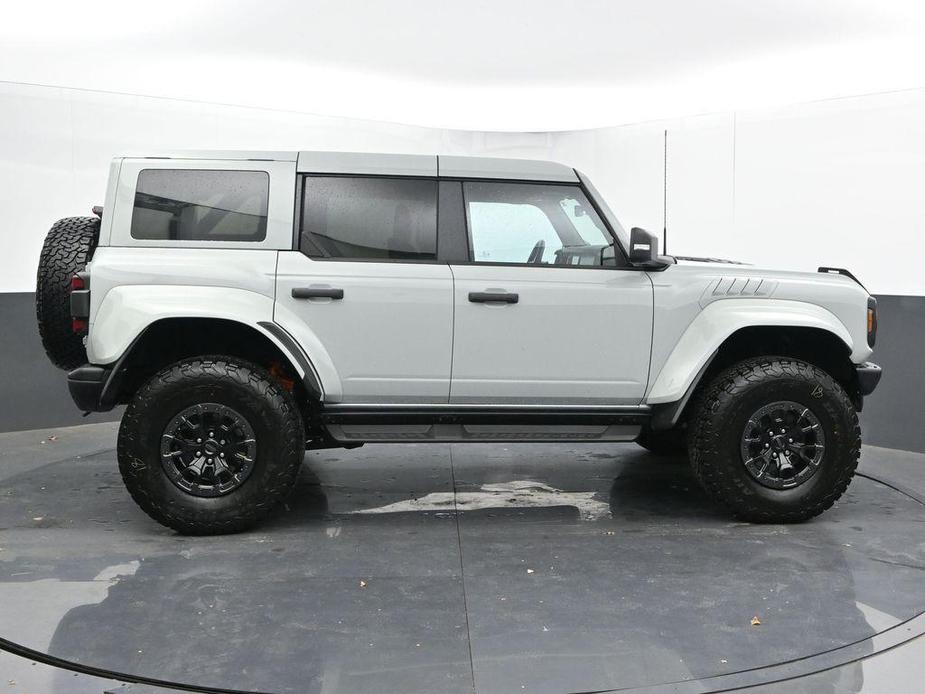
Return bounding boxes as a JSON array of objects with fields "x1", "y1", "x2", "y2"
[
  {"x1": 663, "y1": 90, "x2": 925, "y2": 296},
  {"x1": 663, "y1": 113, "x2": 736, "y2": 259},
  {"x1": 735, "y1": 91, "x2": 925, "y2": 296}
]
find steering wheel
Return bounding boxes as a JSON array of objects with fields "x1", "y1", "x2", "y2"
[{"x1": 526, "y1": 239, "x2": 546, "y2": 264}]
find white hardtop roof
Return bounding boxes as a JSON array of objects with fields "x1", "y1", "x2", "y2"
[{"x1": 119, "y1": 150, "x2": 578, "y2": 182}]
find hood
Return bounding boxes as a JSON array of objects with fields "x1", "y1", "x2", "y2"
[{"x1": 672, "y1": 257, "x2": 868, "y2": 292}]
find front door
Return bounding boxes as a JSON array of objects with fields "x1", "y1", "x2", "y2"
[
  {"x1": 276, "y1": 175, "x2": 453, "y2": 404},
  {"x1": 449, "y1": 180, "x2": 653, "y2": 405}
]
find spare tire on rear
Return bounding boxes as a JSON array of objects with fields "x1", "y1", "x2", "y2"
[{"x1": 36, "y1": 216, "x2": 100, "y2": 370}]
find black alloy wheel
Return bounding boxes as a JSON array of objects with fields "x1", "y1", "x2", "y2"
[
  {"x1": 739, "y1": 400, "x2": 825, "y2": 490},
  {"x1": 160, "y1": 403, "x2": 258, "y2": 497}
]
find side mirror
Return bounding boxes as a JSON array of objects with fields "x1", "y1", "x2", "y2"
[
  {"x1": 600, "y1": 243, "x2": 617, "y2": 267},
  {"x1": 629, "y1": 227, "x2": 665, "y2": 268}
]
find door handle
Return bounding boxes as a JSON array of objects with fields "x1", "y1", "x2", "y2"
[
  {"x1": 292, "y1": 287, "x2": 344, "y2": 300},
  {"x1": 468, "y1": 291, "x2": 519, "y2": 304}
]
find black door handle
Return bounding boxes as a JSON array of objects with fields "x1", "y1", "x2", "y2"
[
  {"x1": 292, "y1": 287, "x2": 344, "y2": 300},
  {"x1": 468, "y1": 291, "x2": 519, "y2": 304}
]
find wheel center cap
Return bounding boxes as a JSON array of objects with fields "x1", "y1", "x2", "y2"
[
  {"x1": 204, "y1": 440, "x2": 220, "y2": 455},
  {"x1": 741, "y1": 401, "x2": 825, "y2": 491}
]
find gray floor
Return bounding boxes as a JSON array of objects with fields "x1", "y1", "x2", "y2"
[{"x1": 1, "y1": 423, "x2": 924, "y2": 693}]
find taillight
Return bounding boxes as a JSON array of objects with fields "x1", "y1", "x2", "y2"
[
  {"x1": 867, "y1": 297, "x2": 878, "y2": 347},
  {"x1": 70, "y1": 273, "x2": 90, "y2": 334}
]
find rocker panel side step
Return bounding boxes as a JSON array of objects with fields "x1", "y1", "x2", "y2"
[{"x1": 318, "y1": 406, "x2": 650, "y2": 443}]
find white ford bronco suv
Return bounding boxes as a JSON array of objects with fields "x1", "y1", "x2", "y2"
[{"x1": 35, "y1": 151, "x2": 882, "y2": 534}]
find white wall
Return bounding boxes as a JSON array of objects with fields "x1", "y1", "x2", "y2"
[
  {"x1": 665, "y1": 91, "x2": 925, "y2": 295},
  {"x1": 2, "y1": 81, "x2": 923, "y2": 296}
]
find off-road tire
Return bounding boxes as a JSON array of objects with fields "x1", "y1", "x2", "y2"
[
  {"x1": 35, "y1": 216, "x2": 100, "y2": 370},
  {"x1": 636, "y1": 426, "x2": 687, "y2": 457},
  {"x1": 688, "y1": 357, "x2": 860, "y2": 523},
  {"x1": 118, "y1": 357, "x2": 305, "y2": 535}
]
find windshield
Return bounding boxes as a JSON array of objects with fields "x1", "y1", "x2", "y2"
[{"x1": 576, "y1": 170, "x2": 630, "y2": 250}]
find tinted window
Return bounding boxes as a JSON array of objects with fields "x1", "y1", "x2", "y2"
[
  {"x1": 464, "y1": 182, "x2": 612, "y2": 266},
  {"x1": 131, "y1": 170, "x2": 268, "y2": 242},
  {"x1": 301, "y1": 177, "x2": 437, "y2": 261}
]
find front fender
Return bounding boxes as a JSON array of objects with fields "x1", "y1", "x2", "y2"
[{"x1": 646, "y1": 299, "x2": 855, "y2": 404}]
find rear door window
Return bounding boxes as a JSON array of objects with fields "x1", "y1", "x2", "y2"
[
  {"x1": 300, "y1": 176, "x2": 438, "y2": 261},
  {"x1": 131, "y1": 169, "x2": 269, "y2": 242}
]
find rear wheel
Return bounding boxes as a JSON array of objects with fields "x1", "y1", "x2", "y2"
[
  {"x1": 688, "y1": 357, "x2": 860, "y2": 523},
  {"x1": 35, "y1": 216, "x2": 100, "y2": 370},
  {"x1": 118, "y1": 357, "x2": 305, "y2": 534}
]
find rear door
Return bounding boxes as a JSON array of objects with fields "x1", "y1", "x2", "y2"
[
  {"x1": 449, "y1": 180, "x2": 653, "y2": 405},
  {"x1": 275, "y1": 175, "x2": 453, "y2": 404}
]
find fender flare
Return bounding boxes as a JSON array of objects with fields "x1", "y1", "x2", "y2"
[
  {"x1": 646, "y1": 299, "x2": 854, "y2": 412},
  {"x1": 89, "y1": 285, "x2": 326, "y2": 403}
]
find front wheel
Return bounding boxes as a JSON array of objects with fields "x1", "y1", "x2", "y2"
[
  {"x1": 118, "y1": 357, "x2": 305, "y2": 534},
  {"x1": 688, "y1": 357, "x2": 860, "y2": 523}
]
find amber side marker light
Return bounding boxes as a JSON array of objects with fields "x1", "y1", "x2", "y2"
[{"x1": 867, "y1": 297, "x2": 878, "y2": 347}]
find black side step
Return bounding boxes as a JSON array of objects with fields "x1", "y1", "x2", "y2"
[{"x1": 318, "y1": 406, "x2": 650, "y2": 444}]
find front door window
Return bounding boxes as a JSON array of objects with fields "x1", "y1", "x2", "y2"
[{"x1": 464, "y1": 182, "x2": 613, "y2": 266}]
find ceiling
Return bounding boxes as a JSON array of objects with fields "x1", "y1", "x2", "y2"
[{"x1": 3, "y1": 0, "x2": 925, "y2": 131}]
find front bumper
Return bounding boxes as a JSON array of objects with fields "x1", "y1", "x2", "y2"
[
  {"x1": 855, "y1": 362, "x2": 882, "y2": 396},
  {"x1": 67, "y1": 365, "x2": 113, "y2": 412}
]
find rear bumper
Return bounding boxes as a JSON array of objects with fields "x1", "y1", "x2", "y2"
[
  {"x1": 67, "y1": 365, "x2": 113, "y2": 412},
  {"x1": 855, "y1": 362, "x2": 882, "y2": 396}
]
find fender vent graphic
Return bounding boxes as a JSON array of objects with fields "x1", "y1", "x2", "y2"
[
  {"x1": 712, "y1": 277, "x2": 775, "y2": 296},
  {"x1": 699, "y1": 277, "x2": 779, "y2": 307}
]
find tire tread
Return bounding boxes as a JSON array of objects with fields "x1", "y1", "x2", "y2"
[
  {"x1": 35, "y1": 216, "x2": 99, "y2": 370},
  {"x1": 117, "y1": 356, "x2": 305, "y2": 535},
  {"x1": 688, "y1": 357, "x2": 861, "y2": 523}
]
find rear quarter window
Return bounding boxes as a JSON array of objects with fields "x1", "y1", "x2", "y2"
[{"x1": 131, "y1": 169, "x2": 269, "y2": 242}]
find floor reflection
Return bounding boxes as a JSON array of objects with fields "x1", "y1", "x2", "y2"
[{"x1": 1, "y1": 443, "x2": 921, "y2": 693}]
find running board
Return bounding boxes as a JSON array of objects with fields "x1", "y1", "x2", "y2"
[{"x1": 318, "y1": 406, "x2": 649, "y2": 443}]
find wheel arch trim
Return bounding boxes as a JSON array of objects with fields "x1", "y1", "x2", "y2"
[{"x1": 256, "y1": 321, "x2": 323, "y2": 400}]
